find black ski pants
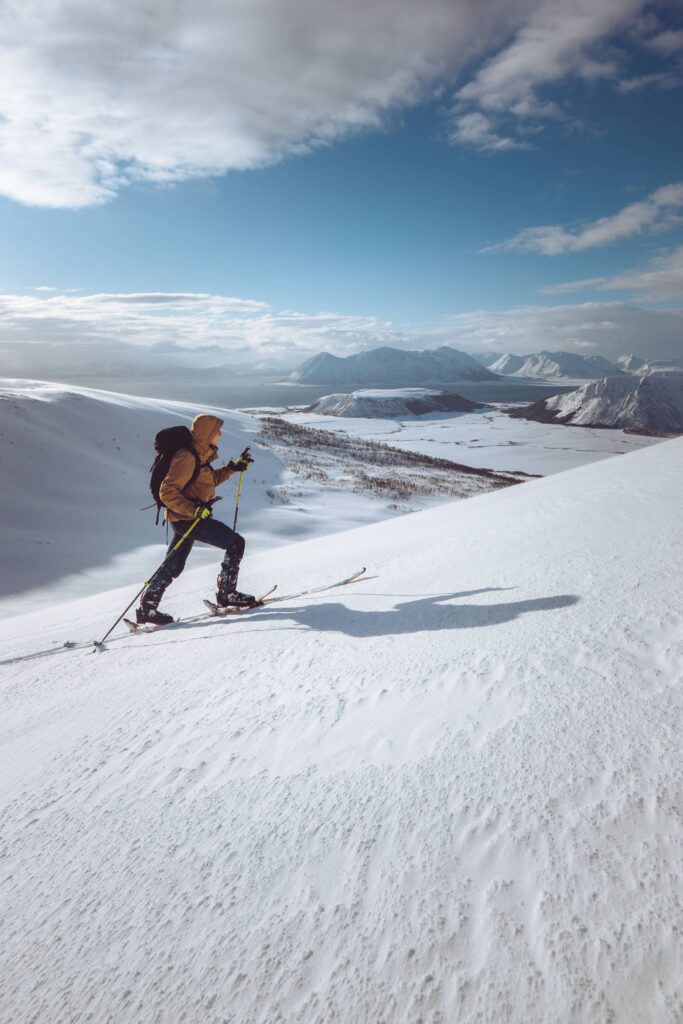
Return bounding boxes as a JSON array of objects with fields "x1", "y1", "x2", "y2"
[{"x1": 143, "y1": 517, "x2": 245, "y2": 607}]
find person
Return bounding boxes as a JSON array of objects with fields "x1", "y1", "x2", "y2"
[{"x1": 137, "y1": 413, "x2": 254, "y2": 625}]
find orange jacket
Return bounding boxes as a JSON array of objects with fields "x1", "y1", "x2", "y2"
[{"x1": 159, "y1": 414, "x2": 237, "y2": 522}]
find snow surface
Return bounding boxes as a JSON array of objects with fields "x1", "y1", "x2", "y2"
[
  {"x1": 513, "y1": 374, "x2": 683, "y2": 434},
  {"x1": 284, "y1": 404, "x2": 657, "y2": 475},
  {"x1": 1, "y1": 438, "x2": 682, "y2": 1022}
]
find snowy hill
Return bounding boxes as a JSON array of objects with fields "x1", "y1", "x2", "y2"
[
  {"x1": 289, "y1": 345, "x2": 495, "y2": 385},
  {"x1": 0, "y1": 379, "x2": 281, "y2": 605},
  {"x1": 0, "y1": 379, "x2": 515, "y2": 616},
  {"x1": 305, "y1": 388, "x2": 483, "y2": 418},
  {"x1": 511, "y1": 373, "x2": 683, "y2": 434},
  {"x1": 489, "y1": 350, "x2": 623, "y2": 380},
  {"x1": 1, "y1": 437, "x2": 682, "y2": 1022}
]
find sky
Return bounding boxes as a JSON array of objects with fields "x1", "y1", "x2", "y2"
[{"x1": 1, "y1": 0, "x2": 683, "y2": 375}]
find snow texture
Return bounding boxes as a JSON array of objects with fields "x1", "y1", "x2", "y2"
[
  {"x1": 512, "y1": 374, "x2": 683, "y2": 434},
  {"x1": 1, "y1": 436, "x2": 682, "y2": 1023}
]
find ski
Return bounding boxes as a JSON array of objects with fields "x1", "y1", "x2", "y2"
[
  {"x1": 261, "y1": 566, "x2": 367, "y2": 605},
  {"x1": 1, "y1": 568, "x2": 370, "y2": 665}
]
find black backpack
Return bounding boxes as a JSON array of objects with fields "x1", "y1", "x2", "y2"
[{"x1": 149, "y1": 425, "x2": 202, "y2": 523}]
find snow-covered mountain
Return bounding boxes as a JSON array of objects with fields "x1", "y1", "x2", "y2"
[
  {"x1": 305, "y1": 388, "x2": 483, "y2": 418},
  {"x1": 617, "y1": 353, "x2": 646, "y2": 372},
  {"x1": 470, "y1": 351, "x2": 501, "y2": 368},
  {"x1": 511, "y1": 373, "x2": 683, "y2": 434},
  {"x1": 618, "y1": 354, "x2": 682, "y2": 376},
  {"x1": 1, "y1": 437, "x2": 681, "y2": 1022},
  {"x1": 639, "y1": 360, "x2": 683, "y2": 376},
  {"x1": 489, "y1": 350, "x2": 623, "y2": 380},
  {"x1": 486, "y1": 353, "x2": 527, "y2": 375},
  {"x1": 289, "y1": 345, "x2": 496, "y2": 385}
]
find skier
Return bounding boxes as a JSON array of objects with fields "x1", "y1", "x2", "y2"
[{"x1": 138, "y1": 413, "x2": 254, "y2": 626}]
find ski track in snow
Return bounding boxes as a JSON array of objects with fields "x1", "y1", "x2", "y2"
[{"x1": 1, "y1": 439, "x2": 683, "y2": 1022}]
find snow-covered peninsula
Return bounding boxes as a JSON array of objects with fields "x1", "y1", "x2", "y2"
[{"x1": 304, "y1": 387, "x2": 483, "y2": 417}]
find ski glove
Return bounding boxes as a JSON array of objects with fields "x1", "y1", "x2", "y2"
[
  {"x1": 229, "y1": 446, "x2": 254, "y2": 473},
  {"x1": 194, "y1": 503, "x2": 213, "y2": 520}
]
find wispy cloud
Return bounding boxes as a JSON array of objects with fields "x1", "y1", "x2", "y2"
[
  {"x1": 0, "y1": 289, "x2": 408, "y2": 367},
  {"x1": 0, "y1": 0, "x2": 669, "y2": 207},
  {"x1": 645, "y1": 28, "x2": 683, "y2": 56},
  {"x1": 485, "y1": 182, "x2": 683, "y2": 255},
  {"x1": 542, "y1": 244, "x2": 683, "y2": 299},
  {"x1": 450, "y1": 0, "x2": 646, "y2": 150},
  {"x1": 1, "y1": 289, "x2": 682, "y2": 373},
  {"x1": 439, "y1": 301, "x2": 683, "y2": 362}
]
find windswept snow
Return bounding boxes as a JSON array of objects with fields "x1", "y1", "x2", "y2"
[
  {"x1": 1, "y1": 438, "x2": 682, "y2": 1023},
  {"x1": 512, "y1": 373, "x2": 683, "y2": 434}
]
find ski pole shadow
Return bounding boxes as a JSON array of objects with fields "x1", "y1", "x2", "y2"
[{"x1": 238, "y1": 588, "x2": 581, "y2": 639}]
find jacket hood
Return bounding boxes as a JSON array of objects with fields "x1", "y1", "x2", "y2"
[{"x1": 191, "y1": 414, "x2": 224, "y2": 459}]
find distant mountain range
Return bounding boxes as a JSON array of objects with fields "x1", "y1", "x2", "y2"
[
  {"x1": 475, "y1": 350, "x2": 625, "y2": 380},
  {"x1": 290, "y1": 345, "x2": 682, "y2": 388},
  {"x1": 511, "y1": 374, "x2": 683, "y2": 435},
  {"x1": 289, "y1": 346, "x2": 495, "y2": 385}
]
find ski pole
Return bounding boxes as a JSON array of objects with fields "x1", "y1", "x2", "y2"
[
  {"x1": 92, "y1": 512, "x2": 208, "y2": 651},
  {"x1": 232, "y1": 446, "x2": 252, "y2": 531},
  {"x1": 233, "y1": 471, "x2": 245, "y2": 531}
]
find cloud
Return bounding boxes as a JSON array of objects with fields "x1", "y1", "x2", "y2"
[
  {"x1": 0, "y1": 0, "x2": 668, "y2": 206},
  {"x1": 0, "y1": 289, "x2": 409, "y2": 369},
  {"x1": 448, "y1": 112, "x2": 527, "y2": 151},
  {"x1": 616, "y1": 70, "x2": 682, "y2": 92},
  {"x1": 542, "y1": 244, "x2": 683, "y2": 299},
  {"x1": 438, "y1": 302, "x2": 683, "y2": 362},
  {"x1": 645, "y1": 28, "x2": 683, "y2": 56},
  {"x1": 485, "y1": 181, "x2": 683, "y2": 255},
  {"x1": 450, "y1": 0, "x2": 647, "y2": 149},
  {"x1": 1, "y1": 289, "x2": 681, "y2": 375}
]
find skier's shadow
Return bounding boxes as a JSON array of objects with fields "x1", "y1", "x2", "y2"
[{"x1": 240, "y1": 587, "x2": 580, "y2": 638}]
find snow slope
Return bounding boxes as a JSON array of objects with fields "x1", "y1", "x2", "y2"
[
  {"x1": 1, "y1": 438, "x2": 682, "y2": 1023},
  {"x1": 2, "y1": 379, "x2": 503, "y2": 617},
  {"x1": 512, "y1": 373, "x2": 683, "y2": 434},
  {"x1": 0, "y1": 379, "x2": 284, "y2": 605},
  {"x1": 289, "y1": 345, "x2": 495, "y2": 385},
  {"x1": 305, "y1": 388, "x2": 482, "y2": 417}
]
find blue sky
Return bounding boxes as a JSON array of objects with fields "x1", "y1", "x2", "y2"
[{"x1": 1, "y1": 0, "x2": 682, "y2": 372}]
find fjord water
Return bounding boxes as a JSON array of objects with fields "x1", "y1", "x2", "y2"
[{"x1": 46, "y1": 372, "x2": 575, "y2": 408}]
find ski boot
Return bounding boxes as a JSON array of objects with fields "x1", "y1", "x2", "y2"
[
  {"x1": 136, "y1": 605, "x2": 174, "y2": 626},
  {"x1": 216, "y1": 589, "x2": 256, "y2": 609}
]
